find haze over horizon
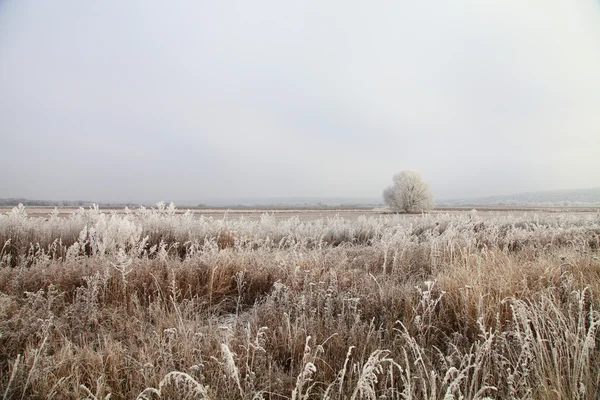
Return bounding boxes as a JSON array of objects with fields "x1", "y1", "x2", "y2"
[
  {"x1": 3, "y1": 187, "x2": 600, "y2": 207},
  {"x1": 1, "y1": 1, "x2": 599, "y2": 202}
]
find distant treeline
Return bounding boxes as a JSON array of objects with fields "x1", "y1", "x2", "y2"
[
  {"x1": 0, "y1": 198, "x2": 378, "y2": 209},
  {"x1": 439, "y1": 187, "x2": 600, "y2": 207},
  {"x1": 0, "y1": 198, "x2": 140, "y2": 207}
]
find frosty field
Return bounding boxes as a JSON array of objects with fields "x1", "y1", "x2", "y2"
[{"x1": 1, "y1": 204, "x2": 599, "y2": 399}]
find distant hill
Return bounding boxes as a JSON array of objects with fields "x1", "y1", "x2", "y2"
[{"x1": 439, "y1": 187, "x2": 600, "y2": 207}]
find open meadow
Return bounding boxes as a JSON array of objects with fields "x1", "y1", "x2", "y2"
[
  {"x1": 3, "y1": 0, "x2": 600, "y2": 398},
  {"x1": 1, "y1": 204, "x2": 600, "y2": 399}
]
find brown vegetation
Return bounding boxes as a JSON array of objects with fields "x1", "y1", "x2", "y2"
[{"x1": 1, "y1": 205, "x2": 599, "y2": 399}]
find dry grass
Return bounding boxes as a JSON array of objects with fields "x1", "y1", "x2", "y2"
[{"x1": 1, "y1": 205, "x2": 599, "y2": 399}]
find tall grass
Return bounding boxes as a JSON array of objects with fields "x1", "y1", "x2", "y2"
[{"x1": 0, "y1": 204, "x2": 599, "y2": 399}]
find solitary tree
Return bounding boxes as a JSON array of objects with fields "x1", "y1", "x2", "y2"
[{"x1": 383, "y1": 171, "x2": 433, "y2": 213}]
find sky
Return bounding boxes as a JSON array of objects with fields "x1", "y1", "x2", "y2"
[{"x1": 1, "y1": 0, "x2": 599, "y2": 203}]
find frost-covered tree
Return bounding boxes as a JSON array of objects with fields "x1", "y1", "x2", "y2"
[{"x1": 383, "y1": 171, "x2": 433, "y2": 213}]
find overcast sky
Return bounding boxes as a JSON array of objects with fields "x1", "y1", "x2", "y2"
[{"x1": 1, "y1": 0, "x2": 599, "y2": 203}]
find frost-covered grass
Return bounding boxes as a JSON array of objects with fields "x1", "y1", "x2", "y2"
[{"x1": 1, "y1": 204, "x2": 599, "y2": 399}]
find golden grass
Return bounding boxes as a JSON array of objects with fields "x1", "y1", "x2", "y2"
[{"x1": 0, "y1": 206, "x2": 599, "y2": 399}]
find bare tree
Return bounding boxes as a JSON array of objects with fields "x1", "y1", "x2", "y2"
[{"x1": 383, "y1": 171, "x2": 433, "y2": 213}]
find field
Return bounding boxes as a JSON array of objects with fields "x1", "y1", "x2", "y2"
[{"x1": 1, "y1": 204, "x2": 600, "y2": 399}]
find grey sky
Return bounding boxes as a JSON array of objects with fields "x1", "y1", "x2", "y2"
[{"x1": 1, "y1": 0, "x2": 599, "y2": 203}]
